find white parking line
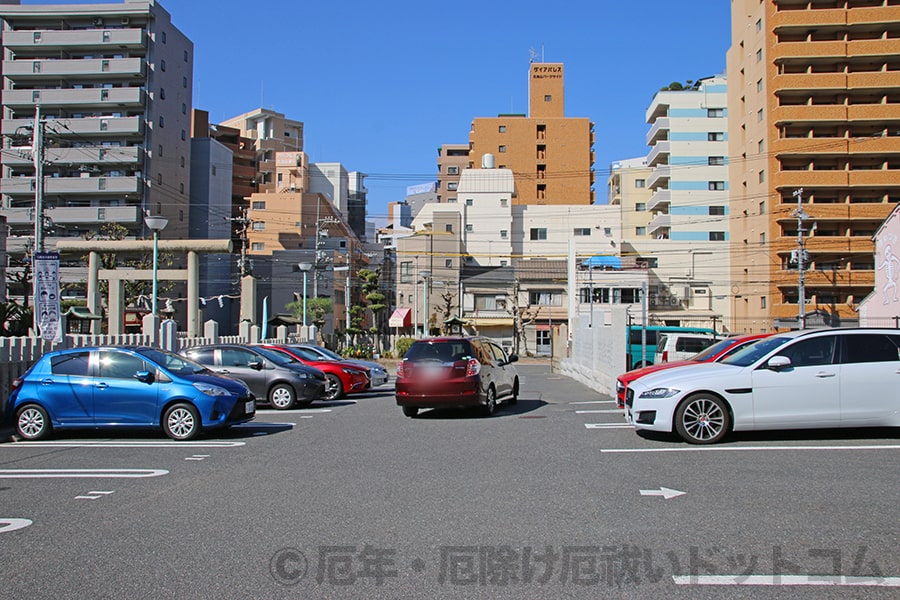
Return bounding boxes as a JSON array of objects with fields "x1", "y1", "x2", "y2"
[
  {"x1": 601, "y1": 444, "x2": 900, "y2": 454},
  {"x1": 255, "y1": 408, "x2": 333, "y2": 415},
  {"x1": 8, "y1": 441, "x2": 245, "y2": 448},
  {"x1": 0, "y1": 519, "x2": 33, "y2": 534},
  {"x1": 673, "y1": 575, "x2": 900, "y2": 587},
  {"x1": 576, "y1": 409, "x2": 623, "y2": 414},
  {"x1": 570, "y1": 400, "x2": 617, "y2": 405},
  {"x1": 0, "y1": 469, "x2": 169, "y2": 478},
  {"x1": 584, "y1": 423, "x2": 634, "y2": 430},
  {"x1": 184, "y1": 455, "x2": 209, "y2": 461}
]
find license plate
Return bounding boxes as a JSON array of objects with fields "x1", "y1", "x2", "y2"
[{"x1": 245, "y1": 400, "x2": 255, "y2": 414}]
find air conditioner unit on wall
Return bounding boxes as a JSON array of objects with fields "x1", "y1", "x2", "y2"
[{"x1": 121, "y1": 17, "x2": 130, "y2": 25}]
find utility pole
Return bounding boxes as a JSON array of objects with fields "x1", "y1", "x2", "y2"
[
  {"x1": 33, "y1": 104, "x2": 45, "y2": 253},
  {"x1": 229, "y1": 207, "x2": 253, "y2": 276},
  {"x1": 792, "y1": 188, "x2": 809, "y2": 330},
  {"x1": 314, "y1": 215, "x2": 341, "y2": 298}
]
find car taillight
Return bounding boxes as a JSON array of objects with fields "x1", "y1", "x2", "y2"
[
  {"x1": 397, "y1": 361, "x2": 407, "y2": 378},
  {"x1": 10, "y1": 377, "x2": 23, "y2": 391},
  {"x1": 466, "y1": 359, "x2": 481, "y2": 377},
  {"x1": 661, "y1": 351, "x2": 668, "y2": 362}
]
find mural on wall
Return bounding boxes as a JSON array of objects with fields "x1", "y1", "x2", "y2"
[{"x1": 859, "y1": 206, "x2": 900, "y2": 325}]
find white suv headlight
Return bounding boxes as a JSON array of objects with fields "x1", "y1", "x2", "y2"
[{"x1": 639, "y1": 387, "x2": 681, "y2": 399}]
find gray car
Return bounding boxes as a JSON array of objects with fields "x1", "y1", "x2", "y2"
[
  {"x1": 181, "y1": 344, "x2": 326, "y2": 409},
  {"x1": 289, "y1": 344, "x2": 390, "y2": 388}
]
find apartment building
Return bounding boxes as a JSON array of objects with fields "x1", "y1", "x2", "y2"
[
  {"x1": 728, "y1": 0, "x2": 900, "y2": 330},
  {"x1": 219, "y1": 107, "x2": 303, "y2": 193},
  {"x1": 436, "y1": 143, "x2": 469, "y2": 203},
  {"x1": 608, "y1": 157, "x2": 653, "y2": 240},
  {"x1": 468, "y1": 62, "x2": 595, "y2": 205},
  {"x1": 0, "y1": 0, "x2": 193, "y2": 261}
]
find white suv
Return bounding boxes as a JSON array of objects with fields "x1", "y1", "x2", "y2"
[{"x1": 654, "y1": 333, "x2": 718, "y2": 364}]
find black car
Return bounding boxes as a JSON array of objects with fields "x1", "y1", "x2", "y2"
[{"x1": 181, "y1": 344, "x2": 326, "y2": 409}]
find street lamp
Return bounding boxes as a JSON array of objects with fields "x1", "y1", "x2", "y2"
[
  {"x1": 144, "y1": 214, "x2": 168, "y2": 344},
  {"x1": 420, "y1": 270, "x2": 431, "y2": 337},
  {"x1": 298, "y1": 262, "x2": 313, "y2": 327}
]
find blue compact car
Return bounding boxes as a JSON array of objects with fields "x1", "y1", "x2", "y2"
[{"x1": 6, "y1": 346, "x2": 255, "y2": 441}]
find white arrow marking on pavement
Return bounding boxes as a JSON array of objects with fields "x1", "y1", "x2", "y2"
[
  {"x1": 0, "y1": 469, "x2": 168, "y2": 479},
  {"x1": 0, "y1": 518, "x2": 33, "y2": 534},
  {"x1": 639, "y1": 487, "x2": 686, "y2": 500}
]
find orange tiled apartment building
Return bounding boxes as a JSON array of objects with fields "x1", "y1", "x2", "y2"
[
  {"x1": 727, "y1": 0, "x2": 900, "y2": 330},
  {"x1": 468, "y1": 62, "x2": 596, "y2": 205}
]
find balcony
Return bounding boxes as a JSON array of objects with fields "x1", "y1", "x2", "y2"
[
  {"x1": 772, "y1": 41, "x2": 848, "y2": 62},
  {"x1": 0, "y1": 175, "x2": 141, "y2": 196},
  {"x1": 772, "y1": 73, "x2": 847, "y2": 93},
  {"x1": 646, "y1": 141, "x2": 670, "y2": 168},
  {"x1": 773, "y1": 268, "x2": 875, "y2": 289},
  {"x1": 646, "y1": 117, "x2": 669, "y2": 145},
  {"x1": 0, "y1": 205, "x2": 141, "y2": 226},
  {"x1": 2, "y1": 146, "x2": 142, "y2": 167},
  {"x1": 2, "y1": 58, "x2": 145, "y2": 80},
  {"x1": 647, "y1": 188, "x2": 671, "y2": 212},
  {"x1": 3, "y1": 87, "x2": 145, "y2": 110},
  {"x1": 1, "y1": 28, "x2": 146, "y2": 51},
  {"x1": 847, "y1": 71, "x2": 900, "y2": 91},
  {"x1": 848, "y1": 6, "x2": 900, "y2": 26},
  {"x1": 773, "y1": 170, "x2": 849, "y2": 189},
  {"x1": 772, "y1": 137, "x2": 848, "y2": 156},
  {"x1": 772, "y1": 104, "x2": 848, "y2": 124},
  {"x1": 3, "y1": 116, "x2": 144, "y2": 137},
  {"x1": 848, "y1": 38, "x2": 900, "y2": 59},
  {"x1": 847, "y1": 103, "x2": 900, "y2": 122},
  {"x1": 771, "y1": 8, "x2": 846, "y2": 29},
  {"x1": 849, "y1": 169, "x2": 900, "y2": 187},
  {"x1": 647, "y1": 165, "x2": 671, "y2": 190},
  {"x1": 647, "y1": 213, "x2": 671, "y2": 237}
]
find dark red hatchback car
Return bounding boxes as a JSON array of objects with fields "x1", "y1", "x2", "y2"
[{"x1": 395, "y1": 337, "x2": 519, "y2": 417}]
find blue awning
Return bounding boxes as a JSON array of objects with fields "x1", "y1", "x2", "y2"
[{"x1": 583, "y1": 255, "x2": 622, "y2": 270}]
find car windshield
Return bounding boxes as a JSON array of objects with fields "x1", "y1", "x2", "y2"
[
  {"x1": 135, "y1": 347, "x2": 209, "y2": 375},
  {"x1": 405, "y1": 341, "x2": 471, "y2": 362},
  {"x1": 720, "y1": 336, "x2": 791, "y2": 367},
  {"x1": 255, "y1": 346, "x2": 297, "y2": 365},
  {"x1": 287, "y1": 346, "x2": 323, "y2": 361},
  {"x1": 308, "y1": 346, "x2": 343, "y2": 361},
  {"x1": 690, "y1": 337, "x2": 739, "y2": 361}
]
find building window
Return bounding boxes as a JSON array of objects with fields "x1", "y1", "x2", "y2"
[
  {"x1": 252, "y1": 222, "x2": 265, "y2": 231},
  {"x1": 445, "y1": 223, "x2": 453, "y2": 233},
  {"x1": 708, "y1": 132, "x2": 724, "y2": 141},
  {"x1": 180, "y1": 183, "x2": 184, "y2": 194},
  {"x1": 158, "y1": 144, "x2": 163, "y2": 157},
  {"x1": 447, "y1": 166, "x2": 459, "y2": 175},
  {"x1": 181, "y1": 130, "x2": 186, "y2": 141},
  {"x1": 447, "y1": 198, "x2": 457, "y2": 203},
  {"x1": 635, "y1": 203, "x2": 646, "y2": 212},
  {"x1": 498, "y1": 145, "x2": 507, "y2": 153},
  {"x1": 756, "y1": 18, "x2": 762, "y2": 32},
  {"x1": 400, "y1": 262, "x2": 413, "y2": 283},
  {"x1": 157, "y1": 173, "x2": 163, "y2": 185},
  {"x1": 758, "y1": 170, "x2": 765, "y2": 183},
  {"x1": 603, "y1": 227, "x2": 612, "y2": 236},
  {"x1": 182, "y1": 103, "x2": 187, "y2": 115},
  {"x1": 530, "y1": 228, "x2": 547, "y2": 240},
  {"x1": 183, "y1": 76, "x2": 188, "y2": 88},
  {"x1": 529, "y1": 291, "x2": 562, "y2": 306},
  {"x1": 544, "y1": 95, "x2": 552, "y2": 102},
  {"x1": 212, "y1": 166, "x2": 217, "y2": 176},
  {"x1": 184, "y1": 50, "x2": 189, "y2": 62},
  {"x1": 475, "y1": 295, "x2": 506, "y2": 311},
  {"x1": 498, "y1": 125, "x2": 506, "y2": 133},
  {"x1": 709, "y1": 181, "x2": 726, "y2": 191},
  {"x1": 707, "y1": 108, "x2": 724, "y2": 118},
  {"x1": 161, "y1": 31, "x2": 167, "y2": 44},
  {"x1": 759, "y1": 201, "x2": 766, "y2": 214},
  {"x1": 636, "y1": 227, "x2": 646, "y2": 236},
  {"x1": 180, "y1": 156, "x2": 185, "y2": 168},
  {"x1": 251, "y1": 242, "x2": 265, "y2": 251},
  {"x1": 709, "y1": 231, "x2": 726, "y2": 241},
  {"x1": 252, "y1": 201, "x2": 266, "y2": 210},
  {"x1": 758, "y1": 139, "x2": 764, "y2": 153},
  {"x1": 757, "y1": 109, "x2": 764, "y2": 122},
  {"x1": 466, "y1": 224, "x2": 473, "y2": 232},
  {"x1": 635, "y1": 179, "x2": 646, "y2": 188},
  {"x1": 709, "y1": 206, "x2": 725, "y2": 216},
  {"x1": 500, "y1": 230, "x2": 508, "y2": 239},
  {"x1": 158, "y1": 116, "x2": 164, "y2": 128},
  {"x1": 759, "y1": 232, "x2": 766, "y2": 245},
  {"x1": 447, "y1": 182, "x2": 458, "y2": 191},
  {"x1": 709, "y1": 156, "x2": 725, "y2": 166},
  {"x1": 462, "y1": 198, "x2": 472, "y2": 207},
  {"x1": 756, "y1": 49, "x2": 762, "y2": 62},
  {"x1": 574, "y1": 228, "x2": 591, "y2": 236},
  {"x1": 445, "y1": 259, "x2": 452, "y2": 268},
  {"x1": 159, "y1": 88, "x2": 166, "y2": 100},
  {"x1": 761, "y1": 296, "x2": 767, "y2": 309},
  {"x1": 500, "y1": 198, "x2": 508, "y2": 207},
  {"x1": 500, "y1": 260, "x2": 508, "y2": 267},
  {"x1": 160, "y1": 60, "x2": 166, "y2": 72}
]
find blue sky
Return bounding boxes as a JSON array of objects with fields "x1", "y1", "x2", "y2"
[{"x1": 28, "y1": 0, "x2": 732, "y2": 220}]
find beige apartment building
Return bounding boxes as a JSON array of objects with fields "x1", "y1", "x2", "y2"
[
  {"x1": 608, "y1": 157, "x2": 653, "y2": 240},
  {"x1": 219, "y1": 108, "x2": 303, "y2": 193},
  {"x1": 728, "y1": 0, "x2": 900, "y2": 331},
  {"x1": 469, "y1": 62, "x2": 595, "y2": 205},
  {"x1": 436, "y1": 143, "x2": 469, "y2": 204}
]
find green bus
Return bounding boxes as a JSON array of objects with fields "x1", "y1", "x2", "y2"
[{"x1": 626, "y1": 325, "x2": 716, "y2": 370}]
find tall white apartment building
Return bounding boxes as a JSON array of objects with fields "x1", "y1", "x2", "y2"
[
  {"x1": 0, "y1": 0, "x2": 193, "y2": 254},
  {"x1": 645, "y1": 76, "x2": 730, "y2": 242}
]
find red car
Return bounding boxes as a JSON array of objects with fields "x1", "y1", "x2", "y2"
[
  {"x1": 615, "y1": 333, "x2": 772, "y2": 409},
  {"x1": 262, "y1": 345, "x2": 370, "y2": 401}
]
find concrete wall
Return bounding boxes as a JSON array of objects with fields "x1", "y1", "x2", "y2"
[{"x1": 559, "y1": 305, "x2": 628, "y2": 399}]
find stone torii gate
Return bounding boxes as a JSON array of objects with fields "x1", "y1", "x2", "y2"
[{"x1": 56, "y1": 239, "x2": 233, "y2": 337}]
